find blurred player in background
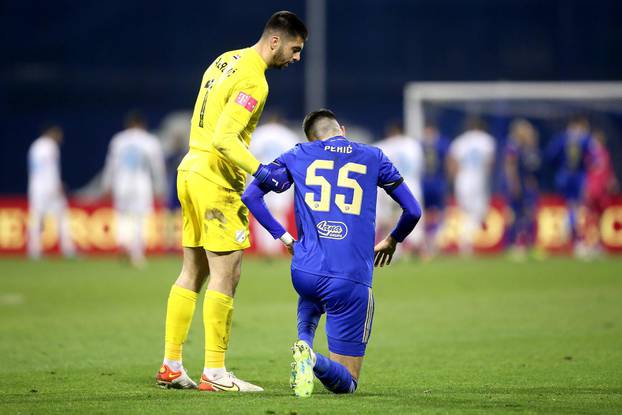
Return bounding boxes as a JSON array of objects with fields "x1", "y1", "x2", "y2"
[
  {"x1": 156, "y1": 112, "x2": 191, "y2": 251},
  {"x1": 157, "y1": 111, "x2": 191, "y2": 209},
  {"x1": 249, "y1": 113, "x2": 300, "y2": 255},
  {"x1": 579, "y1": 128, "x2": 618, "y2": 258},
  {"x1": 375, "y1": 122, "x2": 424, "y2": 256},
  {"x1": 101, "y1": 111, "x2": 166, "y2": 268},
  {"x1": 156, "y1": 11, "x2": 307, "y2": 392},
  {"x1": 545, "y1": 116, "x2": 592, "y2": 253},
  {"x1": 448, "y1": 117, "x2": 496, "y2": 255},
  {"x1": 242, "y1": 109, "x2": 421, "y2": 397},
  {"x1": 421, "y1": 123, "x2": 450, "y2": 255},
  {"x1": 27, "y1": 125, "x2": 76, "y2": 259},
  {"x1": 502, "y1": 119, "x2": 541, "y2": 259}
]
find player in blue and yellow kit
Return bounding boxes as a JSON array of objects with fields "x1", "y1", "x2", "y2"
[
  {"x1": 502, "y1": 119, "x2": 541, "y2": 256},
  {"x1": 421, "y1": 123, "x2": 449, "y2": 253},
  {"x1": 545, "y1": 116, "x2": 593, "y2": 247},
  {"x1": 242, "y1": 109, "x2": 422, "y2": 397},
  {"x1": 422, "y1": 123, "x2": 449, "y2": 211},
  {"x1": 156, "y1": 11, "x2": 307, "y2": 392}
]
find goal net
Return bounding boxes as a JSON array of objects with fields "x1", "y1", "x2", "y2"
[{"x1": 403, "y1": 82, "x2": 622, "y2": 253}]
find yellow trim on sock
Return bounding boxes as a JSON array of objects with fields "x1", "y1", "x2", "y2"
[
  {"x1": 164, "y1": 284, "x2": 198, "y2": 361},
  {"x1": 203, "y1": 289, "x2": 234, "y2": 368}
]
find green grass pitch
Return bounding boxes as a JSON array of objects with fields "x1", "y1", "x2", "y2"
[{"x1": 1, "y1": 256, "x2": 621, "y2": 414}]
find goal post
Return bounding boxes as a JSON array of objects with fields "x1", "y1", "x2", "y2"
[
  {"x1": 402, "y1": 81, "x2": 622, "y2": 254},
  {"x1": 404, "y1": 81, "x2": 622, "y2": 139}
]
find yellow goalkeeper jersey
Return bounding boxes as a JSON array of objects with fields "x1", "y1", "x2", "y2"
[{"x1": 178, "y1": 47, "x2": 268, "y2": 191}]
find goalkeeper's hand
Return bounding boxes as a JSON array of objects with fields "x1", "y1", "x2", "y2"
[{"x1": 253, "y1": 163, "x2": 292, "y2": 193}]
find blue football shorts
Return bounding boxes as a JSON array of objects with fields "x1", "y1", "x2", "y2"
[{"x1": 291, "y1": 268, "x2": 374, "y2": 357}]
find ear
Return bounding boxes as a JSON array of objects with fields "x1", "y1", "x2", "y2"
[
  {"x1": 340, "y1": 125, "x2": 346, "y2": 136},
  {"x1": 270, "y1": 35, "x2": 280, "y2": 50}
]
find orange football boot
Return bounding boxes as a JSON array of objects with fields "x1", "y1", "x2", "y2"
[{"x1": 155, "y1": 364, "x2": 197, "y2": 389}]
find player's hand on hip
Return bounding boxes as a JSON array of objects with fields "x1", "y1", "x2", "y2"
[
  {"x1": 253, "y1": 163, "x2": 292, "y2": 193},
  {"x1": 373, "y1": 235, "x2": 397, "y2": 267},
  {"x1": 285, "y1": 241, "x2": 295, "y2": 256},
  {"x1": 280, "y1": 232, "x2": 296, "y2": 256}
]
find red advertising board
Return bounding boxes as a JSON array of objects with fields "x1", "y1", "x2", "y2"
[{"x1": 1, "y1": 196, "x2": 621, "y2": 255}]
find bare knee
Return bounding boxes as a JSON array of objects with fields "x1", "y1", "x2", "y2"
[
  {"x1": 207, "y1": 267, "x2": 241, "y2": 296},
  {"x1": 205, "y1": 250, "x2": 243, "y2": 297},
  {"x1": 176, "y1": 265, "x2": 208, "y2": 292},
  {"x1": 175, "y1": 248, "x2": 210, "y2": 292}
]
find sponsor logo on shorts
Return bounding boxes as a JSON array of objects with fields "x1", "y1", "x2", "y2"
[{"x1": 316, "y1": 220, "x2": 348, "y2": 240}]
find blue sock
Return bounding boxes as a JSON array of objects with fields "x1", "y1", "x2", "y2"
[
  {"x1": 297, "y1": 319, "x2": 316, "y2": 349},
  {"x1": 313, "y1": 353, "x2": 357, "y2": 394},
  {"x1": 297, "y1": 300, "x2": 322, "y2": 348}
]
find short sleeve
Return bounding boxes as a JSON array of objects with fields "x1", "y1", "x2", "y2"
[
  {"x1": 377, "y1": 149, "x2": 403, "y2": 192},
  {"x1": 485, "y1": 135, "x2": 496, "y2": 157},
  {"x1": 448, "y1": 139, "x2": 460, "y2": 159},
  {"x1": 223, "y1": 77, "x2": 268, "y2": 128}
]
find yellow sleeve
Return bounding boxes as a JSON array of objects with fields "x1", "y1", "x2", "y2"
[{"x1": 212, "y1": 77, "x2": 267, "y2": 175}]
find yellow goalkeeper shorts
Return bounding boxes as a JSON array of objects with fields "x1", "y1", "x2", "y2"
[{"x1": 177, "y1": 170, "x2": 250, "y2": 252}]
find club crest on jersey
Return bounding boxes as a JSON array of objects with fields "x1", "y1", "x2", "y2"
[
  {"x1": 235, "y1": 92, "x2": 258, "y2": 112},
  {"x1": 316, "y1": 220, "x2": 348, "y2": 240},
  {"x1": 235, "y1": 229, "x2": 246, "y2": 243}
]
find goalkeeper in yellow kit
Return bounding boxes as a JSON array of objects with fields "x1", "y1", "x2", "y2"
[{"x1": 155, "y1": 11, "x2": 307, "y2": 392}]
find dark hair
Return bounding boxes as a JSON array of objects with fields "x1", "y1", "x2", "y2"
[
  {"x1": 264, "y1": 11, "x2": 308, "y2": 40},
  {"x1": 40, "y1": 122, "x2": 62, "y2": 136},
  {"x1": 302, "y1": 109, "x2": 338, "y2": 138},
  {"x1": 465, "y1": 115, "x2": 487, "y2": 131},
  {"x1": 384, "y1": 119, "x2": 403, "y2": 137},
  {"x1": 567, "y1": 114, "x2": 589, "y2": 127},
  {"x1": 125, "y1": 110, "x2": 146, "y2": 128}
]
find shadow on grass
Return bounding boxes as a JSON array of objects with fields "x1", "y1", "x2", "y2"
[{"x1": 423, "y1": 386, "x2": 622, "y2": 396}]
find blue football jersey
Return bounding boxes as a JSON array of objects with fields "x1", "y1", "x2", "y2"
[
  {"x1": 546, "y1": 132, "x2": 591, "y2": 173},
  {"x1": 275, "y1": 135, "x2": 402, "y2": 287},
  {"x1": 423, "y1": 135, "x2": 449, "y2": 181}
]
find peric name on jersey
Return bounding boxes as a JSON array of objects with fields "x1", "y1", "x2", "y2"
[{"x1": 324, "y1": 145, "x2": 353, "y2": 154}]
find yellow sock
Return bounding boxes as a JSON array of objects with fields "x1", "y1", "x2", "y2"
[
  {"x1": 164, "y1": 284, "x2": 198, "y2": 361},
  {"x1": 203, "y1": 289, "x2": 234, "y2": 368}
]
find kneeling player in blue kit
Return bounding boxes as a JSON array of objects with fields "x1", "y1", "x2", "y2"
[{"x1": 242, "y1": 109, "x2": 421, "y2": 397}]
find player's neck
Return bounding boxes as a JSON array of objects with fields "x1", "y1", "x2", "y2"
[
  {"x1": 318, "y1": 134, "x2": 345, "y2": 142},
  {"x1": 251, "y1": 42, "x2": 271, "y2": 68}
]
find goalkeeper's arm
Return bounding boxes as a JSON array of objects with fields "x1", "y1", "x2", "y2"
[
  {"x1": 211, "y1": 114, "x2": 289, "y2": 191},
  {"x1": 211, "y1": 113, "x2": 261, "y2": 176}
]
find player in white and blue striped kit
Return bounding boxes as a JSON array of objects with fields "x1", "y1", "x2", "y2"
[{"x1": 242, "y1": 109, "x2": 421, "y2": 397}]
